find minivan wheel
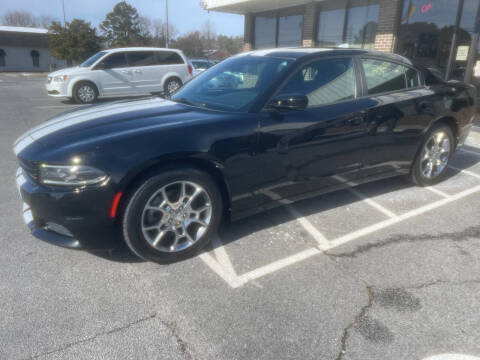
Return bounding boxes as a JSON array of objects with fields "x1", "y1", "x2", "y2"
[
  {"x1": 411, "y1": 124, "x2": 454, "y2": 186},
  {"x1": 122, "y1": 168, "x2": 223, "y2": 263},
  {"x1": 73, "y1": 82, "x2": 98, "y2": 104},
  {"x1": 164, "y1": 78, "x2": 182, "y2": 95}
]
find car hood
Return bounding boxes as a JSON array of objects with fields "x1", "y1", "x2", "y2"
[
  {"x1": 48, "y1": 66, "x2": 83, "y2": 77},
  {"x1": 14, "y1": 97, "x2": 204, "y2": 156}
]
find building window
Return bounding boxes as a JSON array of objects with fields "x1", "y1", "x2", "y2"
[
  {"x1": 0, "y1": 49, "x2": 5, "y2": 67},
  {"x1": 254, "y1": 16, "x2": 276, "y2": 49},
  {"x1": 317, "y1": 1, "x2": 347, "y2": 47},
  {"x1": 317, "y1": 0, "x2": 379, "y2": 49},
  {"x1": 30, "y1": 49, "x2": 40, "y2": 67},
  {"x1": 278, "y1": 15, "x2": 303, "y2": 47},
  {"x1": 345, "y1": 0, "x2": 379, "y2": 49},
  {"x1": 254, "y1": 9, "x2": 304, "y2": 49},
  {"x1": 397, "y1": 0, "x2": 460, "y2": 76}
]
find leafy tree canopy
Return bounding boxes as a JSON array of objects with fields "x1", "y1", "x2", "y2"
[
  {"x1": 100, "y1": 1, "x2": 150, "y2": 47},
  {"x1": 47, "y1": 19, "x2": 101, "y2": 64}
]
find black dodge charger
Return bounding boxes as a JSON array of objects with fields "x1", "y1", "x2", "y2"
[{"x1": 14, "y1": 48, "x2": 476, "y2": 263}]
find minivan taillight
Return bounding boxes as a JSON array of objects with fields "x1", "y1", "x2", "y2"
[{"x1": 188, "y1": 64, "x2": 193, "y2": 75}]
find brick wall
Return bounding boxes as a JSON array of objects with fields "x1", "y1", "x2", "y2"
[
  {"x1": 302, "y1": 2, "x2": 318, "y2": 48},
  {"x1": 374, "y1": 0, "x2": 403, "y2": 53},
  {"x1": 243, "y1": 13, "x2": 254, "y2": 52}
]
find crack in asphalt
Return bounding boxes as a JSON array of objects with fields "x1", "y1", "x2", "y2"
[
  {"x1": 335, "y1": 281, "x2": 374, "y2": 360},
  {"x1": 24, "y1": 313, "x2": 157, "y2": 360},
  {"x1": 23, "y1": 312, "x2": 193, "y2": 360},
  {"x1": 325, "y1": 225, "x2": 480, "y2": 259},
  {"x1": 405, "y1": 278, "x2": 480, "y2": 290}
]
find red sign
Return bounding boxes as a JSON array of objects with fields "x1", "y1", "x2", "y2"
[{"x1": 421, "y1": 3, "x2": 433, "y2": 13}]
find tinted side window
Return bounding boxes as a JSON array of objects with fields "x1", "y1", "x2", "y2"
[
  {"x1": 278, "y1": 58, "x2": 356, "y2": 107},
  {"x1": 361, "y1": 59, "x2": 406, "y2": 94},
  {"x1": 156, "y1": 51, "x2": 184, "y2": 65},
  {"x1": 102, "y1": 53, "x2": 127, "y2": 69},
  {"x1": 127, "y1": 51, "x2": 156, "y2": 67},
  {"x1": 406, "y1": 68, "x2": 421, "y2": 88}
]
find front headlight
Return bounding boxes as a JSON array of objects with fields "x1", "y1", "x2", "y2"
[
  {"x1": 53, "y1": 75, "x2": 67, "y2": 82},
  {"x1": 39, "y1": 164, "x2": 107, "y2": 186}
]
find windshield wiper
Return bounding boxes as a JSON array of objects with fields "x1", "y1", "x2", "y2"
[{"x1": 175, "y1": 97, "x2": 196, "y2": 106}]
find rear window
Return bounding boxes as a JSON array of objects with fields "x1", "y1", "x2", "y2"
[
  {"x1": 156, "y1": 51, "x2": 184, "y2": 65},
  {"x1": 127, "y1": 51, "x2": 156, "y2": 67},
  {"x1": 362, "y1": 59, "x2": 407, "y2": 95}
]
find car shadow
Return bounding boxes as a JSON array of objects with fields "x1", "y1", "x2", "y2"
[{"x1": 89, "y1": 149, "x2": 480, "y2": 264}]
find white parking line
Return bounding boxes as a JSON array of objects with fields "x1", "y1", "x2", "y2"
[
  {"x1": 459, "y1": 148, "x2": 480, "y2": 156},
  {"x1": 424, "y1": 186, "x2": 450, "y2": 198},
  {"x1": 450, "y1": 166, "x2": 480, "y2": 180},
  {"x1": 332, "y1": 175, "x2": 397, "y2": 219}
]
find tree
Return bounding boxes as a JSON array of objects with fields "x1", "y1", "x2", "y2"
[
  {"x1": 48, "y1": 19, "x2": 101, "y2": 65},
  {"x1": 216, "y1": 35, "x2": 243, "y2": 55},
  {"x1": 2, "y1": 10, "x2": 37, "y2": 27},
  {"x1": 144, "y1": 18, "x2": 178, "y2": 47},
  {"x1": 171, "y1": 31, "x2": 204, "y2": 57},
  {"x1": 100, "y1": 1, "x2": 149, "y2": 47},
  {"x1": 201, "y1": 20, "x2": 216, "y2": 50}
]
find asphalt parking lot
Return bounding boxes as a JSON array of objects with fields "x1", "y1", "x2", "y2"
[{"x1": 2, "y1": 72, "x2": 480, "y2": 360}]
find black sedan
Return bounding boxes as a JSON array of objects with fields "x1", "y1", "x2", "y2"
[{"x1": 14, "y1": 48, "x2": 476, "y2": 263}]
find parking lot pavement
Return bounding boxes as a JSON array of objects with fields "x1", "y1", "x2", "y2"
[{"x1": 1, "y1": 73, "x2": 480, "y2": 360}]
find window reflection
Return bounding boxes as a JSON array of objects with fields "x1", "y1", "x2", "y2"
[
  {"x1": 278, "y1": 15, "x2": 303, "y2": 47},
  {"x1": 317, "y1": 1, "x2": 347, "y2": 47},
  {"x1": 397, "y1": 0, "x2": 460, "y2": 75},
  {"x1": 254, "y1": 16, "x2": 276, "y2": 49},
  {"x1": 345, "y1": 0, "x2": 380, "y2": 49}
]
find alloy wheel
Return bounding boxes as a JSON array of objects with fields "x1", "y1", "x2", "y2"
[
  {"x1": 420, "y1": 130, "x2": 451, "y2": 179},
  {"x1": 77, "y1": 85, "x2": 95, "y2": 103},
  {"x1": 141, "y1": 181, "x2": 212, "y2": 252}
]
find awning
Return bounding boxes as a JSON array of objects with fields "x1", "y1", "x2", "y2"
[{"x1": 202, "y1": 0, "x2": 318, "y2": 14}]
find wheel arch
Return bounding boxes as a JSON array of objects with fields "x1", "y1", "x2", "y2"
[
  {"x1": 68, "y1": 79, "x2": 100, "y2": 98},
  {"x1": 428, "y1": 116, "x2": 459, "y2": 141},
  {"x1": 116, "y1": 156, "x2": 232, "y2": 223}
]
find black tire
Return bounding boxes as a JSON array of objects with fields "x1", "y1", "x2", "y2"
[
  {"x1": 411, "y1": 124, "x2": 454, "y2": 186},
  {"x1": 164, "y1": 77, "x2": 182, "y2": 95},
  {"x1": 122, "y1": 167, "x2": 223, "y2": 263},
  {"x1": 73, "y1": 81, "x2": 98, "y2": 104}
]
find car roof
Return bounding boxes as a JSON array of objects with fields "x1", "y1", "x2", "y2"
[
  {"x1": 104, "y1": 47, "x2": 183, "y2": 54},
  {"x1": 241, "y1": 47, "x2": 413, "y2": 66}
]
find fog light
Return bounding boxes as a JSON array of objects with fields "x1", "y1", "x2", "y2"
[{"x1": 44, "y1": 222, "x2": 74, "y2": 237}]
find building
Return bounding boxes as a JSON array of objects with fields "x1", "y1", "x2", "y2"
[
  {"x1": 203, "y1": 0, "x2": 480, "y2": 84},
  {"x1": 0, "y1": 26, "x2": 66, "y2": 72}
]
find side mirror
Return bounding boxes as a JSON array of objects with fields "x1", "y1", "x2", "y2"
[{"x1": 268, "y1": 93, "x2": 308, "y2": 110}]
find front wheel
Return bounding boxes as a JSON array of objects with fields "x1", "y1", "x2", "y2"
[
  {"x1": 73, "y1": 82, "x2": 98, "y2": 104},
  {"x1": 411, "y1": 125, "x2": 454, "y2": 186},
  {"x1": 122, "y1": 168, "x2": 223, "y2": 263}
]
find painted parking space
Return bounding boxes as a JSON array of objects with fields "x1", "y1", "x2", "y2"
[{"x1": 200, "y1": 145, "x2": 480, "y2": 288}]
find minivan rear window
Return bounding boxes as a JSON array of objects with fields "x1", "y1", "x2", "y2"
[{"x1": 156, "y1": 51, "x2": 184, "y2": 65}]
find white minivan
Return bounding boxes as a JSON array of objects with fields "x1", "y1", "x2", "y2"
[{"x1": 46, "y1": 47, "x2": 193, "y2": 104}]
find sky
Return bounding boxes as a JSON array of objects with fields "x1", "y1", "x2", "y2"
[{"x1": 0, "y1": 0, "x2": 245, "y2": 37}]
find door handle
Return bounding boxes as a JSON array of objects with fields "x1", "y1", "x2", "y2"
[
  {"x1": 134, "y1": 69, "x2": 142, "y2": 74},
  {"x1": 120, "y1": 70, "x2": 132, "y2": 74},
  {"x1": 346, "y1": 115, "x2": 365, "y2": 126}
]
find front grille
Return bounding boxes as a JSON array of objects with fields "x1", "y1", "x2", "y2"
[{"x1": 18, "y1": 157, "x2": 39, "y2": 182}]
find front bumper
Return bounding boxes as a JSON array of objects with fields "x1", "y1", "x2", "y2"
[
  {"x1": 16, "y1": 168, "x2": 119, "y2": 250},
  {"x1": 45, "y1": 80, "x2": 69, "y2": 98}
]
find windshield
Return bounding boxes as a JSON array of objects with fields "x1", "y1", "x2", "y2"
[
  {"x1": 80, "y1": 51, "x2": 107, "y2": 67},
  {"x1": 172, "y1": 55, "x2": 293, "y2": 112}
]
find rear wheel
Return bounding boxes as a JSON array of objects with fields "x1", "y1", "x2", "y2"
[
  {"x1": 164, "y1": 77, "x2": 182, "y2": 95},
  {"x1": 411, "y1": 124, "x2": 454, "y2": 186},
  {"x1": 73, "y1": 81, "x2": 98, "y2": 104},
  {"x1": 122, "y1": 168, "x2": 222, "y2": 263}
]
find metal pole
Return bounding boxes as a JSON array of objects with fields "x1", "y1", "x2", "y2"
[
  {"x1": 464, "y1": 2, "x2": 480, "y2": 83},
  {"x1": 445, "y1": 0, "x2": 465, "y2": 81},
  {"x1": 62, "y1": 0, "x2": 66, "y2": 25},
  {"x1": 165, "y1": 0, "x2": 169, "y2": 48}
]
